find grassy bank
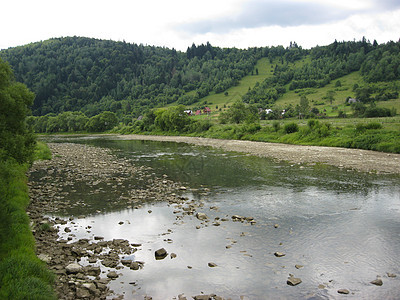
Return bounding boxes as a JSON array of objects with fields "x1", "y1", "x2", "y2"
[
  {"x1": 0, "y1": 142, "x2": 55, "y2": 300},
  {"x1": 114, "y1": 116, "x2": 400, "y2": 154},
  {"x1": 199, "y1": 119, "x2": 400, "y2": 153}
]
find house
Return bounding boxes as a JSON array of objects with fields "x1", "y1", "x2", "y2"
[
  {"x1": 203, "y1": 107, "x2": 211, "y2": 114},
  {"x1": 347, "y1": 98, "x2": 358, "y2": 104},
  {"x1": 265, "y1": 109, "x2": 273, "y2": 114},
  {"x1": 195, "y1": 110, "x2": 201, "y2": 115},
  {"x1": 184, "y1": 110, "x2": 193, "y2": 116}
]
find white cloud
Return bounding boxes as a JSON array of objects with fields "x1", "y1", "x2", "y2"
[{"x1": 0, "y1": 0, "x2": 399, "y2": 51}]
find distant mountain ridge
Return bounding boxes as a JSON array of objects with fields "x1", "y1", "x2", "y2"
[
  {"x1": 0, "y1": 36, "x2": 259, "y2": 117},
  {"x1": 1, "y1": 36, "x2": 399, "y2": 119}
]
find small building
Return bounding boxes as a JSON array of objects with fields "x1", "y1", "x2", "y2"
[
  {"x1": 195, "y1": 110, "x2": 201, "y2": 115},
  {"x1": 265, "y1": 109, "x2": 273, "y2": 114},
  {"x1": 184, "y1": 110, "x2": 192, "y2": 116},
  {"x1": 203, "y1": 107, "x2": 211, "y2": 114},
  {"x1": 347, "y1": 98, "x2": 358, "y2": 104}
]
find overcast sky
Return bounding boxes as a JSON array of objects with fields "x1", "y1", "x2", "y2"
[{"x1": 1, "y1": 0, "x2": 400, "y2": 51}]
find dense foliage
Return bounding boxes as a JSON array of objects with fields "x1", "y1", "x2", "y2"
[
  {"x1": 0, "y1": 58, "x2": 55, "y2": 299},
  {"x1": 0, "y1": 36, "x2": 260, "y2": 118},
  {"x1": 0, "y1": 58, "x2": 35, "y2": 163}
]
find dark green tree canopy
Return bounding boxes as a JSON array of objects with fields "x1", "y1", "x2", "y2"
[{"x1": 0, "y1": 58, "x2": 35, "y2": 163}]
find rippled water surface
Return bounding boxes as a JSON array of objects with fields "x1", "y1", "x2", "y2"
[{"x1": 44, "y1": 136, "x2": 400, "y2": 299}]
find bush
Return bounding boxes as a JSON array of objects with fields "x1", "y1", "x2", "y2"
[
  {"x1": 272, "y1": 121, "x2": 281, "y2": 132},
  {"x1": 365, "y1": 122, "x2": 383, "y2": 130},
  {"x1": 284, "y1": 122, "x2": 299, "y2": 134}
]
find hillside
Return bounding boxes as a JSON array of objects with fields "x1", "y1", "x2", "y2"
[
  {"x1": 0, "y1": 37, "x2": 261, "y2": 117},
  {"x1": 1, "y1": 37, "x2": 400, "y2": 122}
]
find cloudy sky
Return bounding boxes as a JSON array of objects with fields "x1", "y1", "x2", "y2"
[{"x1": 1, "y1": 0, "x2": 400, "y2": 51}]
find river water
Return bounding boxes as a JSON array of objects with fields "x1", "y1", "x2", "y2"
[{"x1": 43, "y1": 136, "x2": 400, "y2": 299}]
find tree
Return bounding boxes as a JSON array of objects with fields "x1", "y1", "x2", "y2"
[
  {"x1": 86, "y1": 111, "x2": 118, "y2": 132},
  {"x1": 326, "y1": 90, "x2": 336, "y2": 104},
  {"x1": 0, "y1": 58, "x2": 35, "y2": 163},
  {"x1": 154, "y1": 105, "x2": 191, "y2": 132},
  {"x1": 298, "y1": 95, "x2": 310, "y2": 118},
  {"x1": 219, "y1": 101, "x2": 258, "y2": 124}
]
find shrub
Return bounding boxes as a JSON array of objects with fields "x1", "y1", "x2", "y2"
[
  {"x1": 365, "y1": 122, "x2": 383, "y2": 130},
  {"x1": 284, "y1": 122, "x2": 299, "y2": 134},
  {"x1": 272, "y1": 121, "x2": 281, "y2": 132}
]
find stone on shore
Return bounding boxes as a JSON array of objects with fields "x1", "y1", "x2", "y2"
[
  {"x1": 107, "y1": 271, "x2": 119, "y2": 279},
  {"x1": 274, "y1": 252, "x2": 285, "y2": 257},
  {"x1": 370, "y1": 278, "x2": 383, "y2": 286},
  {"x1": 155, "y1": 248, "x2": 168, "y2": 260},
  {"x1": 66, "y1": 262, "x2": 83, "y2": 274},
  {"x1": 196, "y1": 212, "x2": 208, "y2": 220},
  {"x1": 37, "y1": 254, "x2": 51, "y2": 263},
  {"x1": 337, "y1": 289, "x2": 350, "y2": 294},
  {"x1": 287, "y1": 275, "x2": 302, "y2": 286}
]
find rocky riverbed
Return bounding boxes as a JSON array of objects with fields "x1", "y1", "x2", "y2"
[
  {"x1": 28, "y1": 143, "x2": 237, "y2": 299},
  {"x1": 28, "y1": 143, "x2": 182, "y2": 299}
]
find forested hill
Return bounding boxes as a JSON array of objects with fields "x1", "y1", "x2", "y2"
[
  {"x1": 0, "y1": 37, "x2": 262, "y2": 117},
  {"x1": 1, "y1": 36, "x2": 400, "y2": 120}
]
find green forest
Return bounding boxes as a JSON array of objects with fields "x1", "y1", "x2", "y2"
[
  {"x1": 1, "y1": 37, "x2": 400, "y2": 125},
  {"x1": 0, "y1": 37, "x2": 261, "y2": 118},
  {"x1": 1, "y1": 36, "x2": 400, "y2": 153}
]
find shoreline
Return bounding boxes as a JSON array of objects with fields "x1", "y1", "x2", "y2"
[{"x1": 110, "y1": 134, "x2": 400, "y2": 175}]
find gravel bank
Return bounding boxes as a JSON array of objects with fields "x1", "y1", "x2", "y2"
[{"x1": 113, "y1": 135, "x2": 400, "y2": 174}]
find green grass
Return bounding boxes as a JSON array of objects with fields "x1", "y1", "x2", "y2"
[
  {"x1": 33, "y1": 141, "x2": 52, "y2": 161},
  {"x1": 199, "y1": 118, "x2": 400, "y2": 153},
  {"x1": 187, "y1": 57, "x2": 276, "y2": 112},
  {"x1": 0, "y1": 158, "x2": 55, "y2": 299}
]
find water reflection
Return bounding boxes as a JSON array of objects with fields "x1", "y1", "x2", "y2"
[{"x1": 44, "y1": 136, "x2": 400, "y2": 299}]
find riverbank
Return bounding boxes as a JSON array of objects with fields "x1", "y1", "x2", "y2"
[{"x1": 112, "y1": 134, "x2": 400, "y2": 175}]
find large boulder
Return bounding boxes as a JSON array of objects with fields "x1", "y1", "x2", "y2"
[{"x1": 66, "y1": 262, "x2": 83, "y2": 274}]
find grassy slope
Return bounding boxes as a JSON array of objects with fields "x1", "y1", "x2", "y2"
[
  {"x1": 190, "y1": 57, "x2": 275, "y2": 113},
  {"x1": 182, "y1": 55, "x2": 399, "y2": 120},
  {"x1": 277, "y1": 71, "x2": 362, "y2": 116}
]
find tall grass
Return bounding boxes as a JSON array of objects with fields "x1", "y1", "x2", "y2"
[
  {"x1": 33, "y1": 141, "x2": 52, "y2": 161},
  {"x1": 0, "y1": 158, "x2": 55, "y2": 299}
]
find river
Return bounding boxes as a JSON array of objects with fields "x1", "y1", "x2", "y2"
[{"x1": 37, "y1": 136, "x2": 400, "y2": 299}]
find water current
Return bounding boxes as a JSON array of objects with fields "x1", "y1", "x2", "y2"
[{"x1": 41, "y1": 136, "x2": 400, "y2": 299}]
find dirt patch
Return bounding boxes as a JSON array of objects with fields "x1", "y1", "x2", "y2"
[{"x1": 113, "y1": 135, "x2": 400, "y2": 174}]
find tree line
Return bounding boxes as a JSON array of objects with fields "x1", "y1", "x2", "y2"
[{"x1": 0, "y1": 37, "x2": 263, "y2": 118}]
